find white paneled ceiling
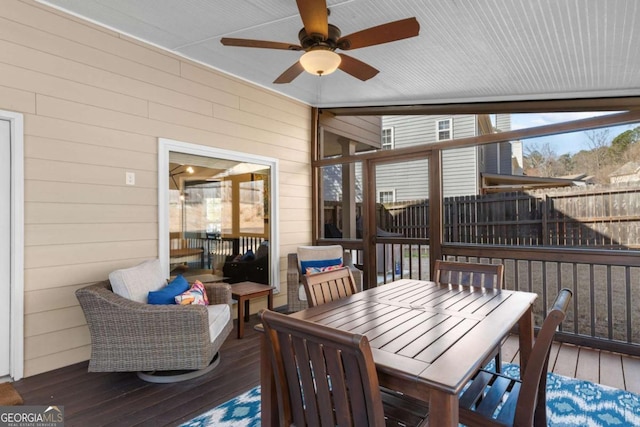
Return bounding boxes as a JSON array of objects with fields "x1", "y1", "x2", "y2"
[{"x1": 38, "y1": 0, "x2": 640, "y2": 108}]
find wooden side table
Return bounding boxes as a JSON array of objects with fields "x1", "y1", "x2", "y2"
[{"x1": 231, "y1": 281, "x2": 274, "y2": 338}]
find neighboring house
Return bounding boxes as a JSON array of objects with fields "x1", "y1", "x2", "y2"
[
  {"x1": 609, "y1": 162, "x2": 640, "y2": 183},
  {"x1": 378, "y1": 114, "x2": 518, "y2": 200}
]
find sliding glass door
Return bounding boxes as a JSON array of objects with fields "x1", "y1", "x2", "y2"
[{"x1": 159, "y1": 139, "x2": 279, "y2": 289}]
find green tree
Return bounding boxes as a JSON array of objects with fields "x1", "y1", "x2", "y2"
[{"x1": 610, "y1": 126, "x2": 640, "y2": 160}]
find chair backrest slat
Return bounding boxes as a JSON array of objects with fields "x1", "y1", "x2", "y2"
[
  {"x1": 434, "y1": 260, "x2": 504, "y2": 289},
  {"x1": 260, "y1": 309, "x2": 386, "y2": 427},
  {"x1": 303, "y1": 266, "x2": 358, "y2": 307}
]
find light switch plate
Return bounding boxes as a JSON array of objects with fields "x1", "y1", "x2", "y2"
[{"x1": 125, "y1": 172, "x2": 135, "y2": 185}]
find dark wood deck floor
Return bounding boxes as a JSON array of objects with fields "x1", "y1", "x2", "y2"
[
  {"x1": 12, "y1": 316, "x2": 263, "y2": 427},
  {"x1": 12, "y1": 316, "x2": 640, "y2": 426}
]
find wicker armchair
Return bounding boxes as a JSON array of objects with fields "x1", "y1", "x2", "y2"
[
  {"x1": 287, "y1": 245, "x2": 362, "y2": 312},
  {"x1": 76, "y1": 280, "x2": 233, "y2": 382}
]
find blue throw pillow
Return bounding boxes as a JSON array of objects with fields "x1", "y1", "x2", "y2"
[
  {"x1": 147, "y1": 274, "x2": 190, "y2": 304},
  {"x1": 241, "y1": 249, "x2": 255, "y2": 261},
  {"x1": 300, "y1": 258, "x2": 343, "y2": 274}
]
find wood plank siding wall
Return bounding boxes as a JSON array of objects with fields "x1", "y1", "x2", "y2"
[{"x1": 1, "y1": 0, "x2": 314, "y2": 377}]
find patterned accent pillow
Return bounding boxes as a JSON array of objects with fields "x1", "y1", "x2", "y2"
[
  {"x1": 305, "y1": 263, "x2": 343, "y2": 275},
  {"x1": 175, "y1": 280, "x2": 209, "y2": 305},
  {"x1": 300, "y1": 257, "x2": 343, "y2": 274}
]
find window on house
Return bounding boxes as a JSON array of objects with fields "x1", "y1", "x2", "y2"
[
  {"x1": 382, "y1": 127, "x2": 394, "y2": 150},
  {"x1": 437, "y1": 119, "x2": 453, "y2": 141},
  {"x1": 378, "y1": 190, "x2": 395, "y2": 203}
]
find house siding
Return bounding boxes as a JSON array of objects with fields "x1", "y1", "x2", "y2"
[
  {"x1": 2, "y1": 0, "x2": 312, "y2": 376},
  {"x1": 375, "y1": 158, "x2": 430, "y2": 201},
  {"x1": 381, "y1": 115, "x2": 479, "y2": 198},
  {"x1": 489, "y1": 114, "x2": 516, "y2": 174},
  {"x1": 442, "y1": 146, "x2": 479, "y2": 197}
]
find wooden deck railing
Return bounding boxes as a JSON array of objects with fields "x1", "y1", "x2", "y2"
[
  {"x1": 180, "y1": 232, "x2": 266, "y2": 270},
  {"x1": 443, "y1": 244, "x2": 640, "y2": 356}
]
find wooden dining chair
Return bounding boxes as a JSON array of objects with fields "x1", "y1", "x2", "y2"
[
  {"x1": 259, "y1": 309, "x2": 429, "y2": 427},
  {"x1": 434, "y1": 259, "x2": 504, "y2": 289},
  {"x1": 302, "y1": 266, "x2": 358, "y2": 307},
  {"x1": 434, "y1": 260, "x2": 505, "y2": 371},
  {"x1": 458, "y1": 288, "x2": 573, "y2": 427}
]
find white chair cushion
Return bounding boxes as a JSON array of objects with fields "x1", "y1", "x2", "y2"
[
  {"x1": 298, "y1": 284, "x2": 307, "y2": 301},
  {"x1": 108, "y1": 259, "x2": 166, "y2": 303},
  {"x1": 296, "y1": 245, "x2": 344, "y2": 272},
  {"x1": 207, "y1": 304, "x2": 231, "y2": 342}
]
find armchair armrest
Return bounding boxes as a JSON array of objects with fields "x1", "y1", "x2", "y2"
[
  {"x1": 287, "y1": 253, "x2": 306, "y2": 312},
  {"x1": 287, "y1": 252, "x2": 300, "y2": 286},
  {"x1": 204, "y1": 282, "x2": 232, "y2": 306}
]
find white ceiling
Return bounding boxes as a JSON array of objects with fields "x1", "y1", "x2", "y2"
[{"x1": 38, "y1": 0, "x2": 640, "y2": 108}]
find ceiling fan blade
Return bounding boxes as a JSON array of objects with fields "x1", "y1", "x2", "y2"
[
  {"x1": 273, "y1": 61, "x2": 305, "y2": 84},
  {"x1": 337, "y1": 54, "x2": 379, "y2": 81},
  {"x1": 337, "y1": 17, "x2": 420, "y2": 50},
  {"x1": 221, "y1": 37, "x2": 302, "y2": 51},
  {"x1": 296, "y1": 0, "x2": 328, "y2": 39}
]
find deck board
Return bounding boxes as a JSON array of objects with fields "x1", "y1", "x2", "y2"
[
  {"x1": 502, "y1": 335, "x2": 639, "y2": 392},
  {"x1": 553, "y1": 342, "x2": 580, "y2": 378},
  {"x1": 622, "y1": 356, "x2": 640, "y2": 394},
  {"x1": 600, "y1": 351, "x2": 625, "y2": 390},
  {"x1": 576, "y1": 346, "x2": 600, "y2": 384}
]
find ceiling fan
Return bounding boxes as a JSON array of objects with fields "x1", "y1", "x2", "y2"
[{"x1": 220, "y1": 0, "x2": 420, "y2": 84}]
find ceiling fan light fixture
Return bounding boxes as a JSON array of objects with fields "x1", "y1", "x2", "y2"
[{"x1": 300, "y1": 49, "x2": 341, "y2": 76}]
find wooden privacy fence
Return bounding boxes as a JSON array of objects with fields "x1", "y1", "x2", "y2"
[{"x1": 377, "y1": 183, "x2": 640, "y2": 249}]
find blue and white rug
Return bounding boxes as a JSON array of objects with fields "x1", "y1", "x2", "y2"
[
  {"x1": 180, "y1": 364, "x2": 640, "y2": 427},
  {"x1": 500, "y1": 363, "x2": 640, "y2": 427},
  {"x1": 180, "y1": 386, "x2": 261, "y2": 427}
]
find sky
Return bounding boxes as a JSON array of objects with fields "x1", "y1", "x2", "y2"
[{"x1": 509, "y1": 112, "x2": 637, "y2": 156}]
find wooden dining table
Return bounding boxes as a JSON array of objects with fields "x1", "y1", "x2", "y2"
[{"x1": 260, "y1": 279, "x2": 537, "y2": 426}]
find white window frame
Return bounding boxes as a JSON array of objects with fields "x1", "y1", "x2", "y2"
[
  {"x1": 158, "y1": 138, "x2": 280, "y2": 292},
  {"x1": 378, "y1": 189, "x2": 396, "y2": 203},
  {"x1": 436, "y1": 118, "x2": 453, "y2": 141},
  {"x1": 381, "y1": 127, "x2": 395, "y2": 150}
]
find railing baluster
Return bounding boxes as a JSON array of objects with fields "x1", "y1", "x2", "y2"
[
  {"x1": 607, "y1": 265, "x2": 613, "y2": 340},
  {"x1": 590, "y1": 264, "x2": 596, "y2": 337},
  {"x1": 573, "y1": 263, "x2": 578, "y2": 335},
  {"x1": 626, "y1": 265, "x2": 632, "y2": 343},
  {"x1": 542, "y1": 261, "x2": 548, "y2": 320}
]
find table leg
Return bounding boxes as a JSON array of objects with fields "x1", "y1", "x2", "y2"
[
  {"x1": 244, "y1": 299, "x2": 251, "y2": 322},
  {"x1": 518, "y1": 304, "x2": 534, "y2": 371},
  {"x1": 429, "y1": 389, "x2": 458, "y2": 427},
  {"x1": 260, "y1": 328, "x2": 278, "y2": 427},
  {"x1": 237, "y1": 296, "x2": 245, "y2": 339},
  {"x1": 267, "y1": 290, "x2": 273, "y2": 311}
]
